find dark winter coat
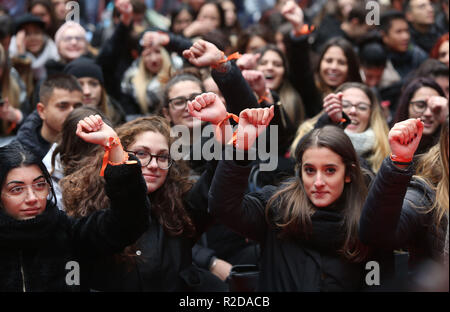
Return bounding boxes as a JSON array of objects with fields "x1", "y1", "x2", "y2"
[
  {"x1": 0, "y1": 160, "x2": 149, "y2": 292},
  {"x1": 13, "y1": 110, "x2": 50, "y2": 160},
  {"x1": 208, "y1": 159, "x2": 366, "y2": 291},
  {"x1": 85, "y1": 161, "x2": 226, "y2": 292},
  {"x1": 286, "y1": 33, "x2": 324, "y2": 118},
  {"x1": 359, "y1": 158, "x2": 448, "y2": 266}
]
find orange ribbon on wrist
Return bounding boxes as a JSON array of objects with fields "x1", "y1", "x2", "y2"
[
  {"x1": 211, "y1": 52, "x2": 242, "y2": 69},
  {"x1": 258, "y1": 91, "x2": 271, "y2": 104},
  {"x1": 293, "y1": 24, "x2": 315, "y2": 37},
  {"x1": 100, "y1": 137, "x2": 129, "y2": 177},
  {"x1": 215, "y1": 113, "x2": 240, "y2": 147}
]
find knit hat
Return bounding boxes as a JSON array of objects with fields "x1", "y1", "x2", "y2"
[
  {"x1": 64, "y1": 57, "x2": 104, "y2": 85},
  {"x1": 54, "y1": 21, "x2": 86, "y2": 47},
  {"x1": 14, "y1": 13, "x2": 45, "y2": 35}
]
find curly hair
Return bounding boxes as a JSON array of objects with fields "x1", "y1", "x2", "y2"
[{"x1": 116, "y1": 116, "x2": 196, "y2": 237}]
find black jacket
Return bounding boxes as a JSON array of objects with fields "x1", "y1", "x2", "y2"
[
  {"x1": 359, "y1": 158, "x2": 448, "y2": 266},
  {"x1": 13, "y1": 110, "x2": 50, "y2": 160},
  {"x1": 85, "y1": 161, "x2": 225, "y2": 292},
  {"x1": 386, "y1": 45, "x2": 428, "y2": 80},
  {"x1": 409, "y1": 24, "x2": 442, "y2": 54},
  {"x1": 0, "y1": 160, "x2": 149, "y2": 292},
  {"x1": 209, "y1": 159, "x2": 366, "y2": 291},
  {"x1": 286, "y1": 33, "x2": 323, "y2": 118}
]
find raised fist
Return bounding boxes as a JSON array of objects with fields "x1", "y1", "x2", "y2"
[
  {"x1": 76, "y1": 115, "x2": 117, "y2": 147},
  {"x1": 281, "y1": 0, "x2": 304, "y2": 31},
  {"x1": 140, "y1": 31, "x2": 170, "y2": 48},
  {"x1": 236, "y1": 53, "x2": 260, "y2": 71},
  {"x1": 389, "y1": 118, "x2": 424, "y2": 162},
  {"x1": 182, "y1": 40, "x2": 224, "y2": 68},
  {"x1": 235, "y1": 106, "x2": 275, "y2": 150},
  {"x1": 187, "y1": 92, "x2": 228, "y2": 125}
]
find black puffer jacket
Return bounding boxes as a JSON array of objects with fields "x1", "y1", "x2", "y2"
[
  {"x1": 359, "y1": 158, "x2": 448, "y2": 266},
  {"x1": 0, "y1": 160, "x2": 150, "y2": 292}
]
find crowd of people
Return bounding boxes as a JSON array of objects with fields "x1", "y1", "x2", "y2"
[{"x1": 0, "y1": 0, "x2": 448, "y2": 292}]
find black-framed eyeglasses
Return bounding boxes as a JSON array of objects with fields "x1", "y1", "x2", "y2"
[
  {"x1": 125, "y1": 150, "x2": 173, "y2": 170},
  {"x1": 410, "y1": 100, "x2": 429, "y2": 114},
  {"x1": 167, "y1": 93, "x2": 202, "y2": 110}
]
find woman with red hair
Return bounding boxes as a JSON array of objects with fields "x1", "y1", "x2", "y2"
[{"x1": 430, "y1": 33, "x2": 449, "y2": 68}]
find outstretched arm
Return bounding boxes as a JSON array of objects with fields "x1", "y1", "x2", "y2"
[
  {"x1": 72, "y1": 115, "x2": 149, "y2": 256},
  {"x1": 208, "y1": 107, "x2": 275, "y2": 243},
  {"x1": 359, "y1": 119, "x2": 425, "y2": 249}
]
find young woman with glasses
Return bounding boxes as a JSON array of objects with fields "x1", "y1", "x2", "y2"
[
  {"x1": 393, "y1": 77, "x2": 448, "y2": 155},
  {"x1": 291, "y1": 82, "x2": 390, "y2": 173},
  {"x1": 0, "y1": 116, "x2": 150, "y2": 291},
  {"x1": 60, "y1": 115, "x2": 228, "y2": 291}
]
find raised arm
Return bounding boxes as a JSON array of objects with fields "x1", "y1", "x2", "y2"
[
  {"x1": 282, "y1": 0, "x2": 322, "y2": 118},
  {"x1": 182, "y1": 40, "x2": 260, "y2": 115},
  {"x1": 206, "y1": 107, "x2": 275, "y2": 243},
  {"x1": 359, "y1": 118, "x2": 425, "y2": 249},
  {"x1": 71, "y1": 115, "x2": 149, "y2": 256}
]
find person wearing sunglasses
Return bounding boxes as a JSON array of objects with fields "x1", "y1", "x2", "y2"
[{"x1": 393, "y1": 77, "x2": 448, "y2": 155}]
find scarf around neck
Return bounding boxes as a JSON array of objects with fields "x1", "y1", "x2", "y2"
[
  {"x1": 345, "y1": 128, "x2": 375, "y2": 156},
  {"x1": 0, "y1": 203, "x2": 61, "y2": 249}
]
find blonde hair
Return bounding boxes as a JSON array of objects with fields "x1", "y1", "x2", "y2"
[
  {"x1": 366, "y1": 99, "x2": 390, "y2": 172},
  {"x1": 0, "y1": 45, "x2": 21, "y2": 135},
  {"x1": 290, "y1": 83, "x2": 390, "y2": 172},
  {"x1": 132, "y1": 47, "x2": 172, "y2": 114},
  {"x1": 414, "y1": 118, "x2": 449, "y2": 228},
  {"x1": 279, "y1": 80, "x2": 305, "y2": 128}
]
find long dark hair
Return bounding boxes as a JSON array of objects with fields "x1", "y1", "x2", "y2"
[
  {"x1": 169, "y1": 4, "x2": 195, "y2": 34},
  {"x1": 52, "y1": 106, "x2": 111, "y2": 177},
  {"x1": 316, "y1": 37, "x2": 362, "y2": 94},
  {"x1": 266, "y1": 126, "x2": 369, "y2": 262},
  {"x1": 0, "y1": 141, "x2": 57, "y2": 210},
  {"x1": 393, "y1": 77, "x2": 446, "y2": 125}
]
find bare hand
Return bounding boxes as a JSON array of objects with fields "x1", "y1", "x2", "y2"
[
  {"x1": 75, "y1": 115, "x2": 117, "y2": 146},
  {"x1": 183, "y1": 19, "x2": 216, "y2": 37},
  {"x1": 187, "y1": 92, "x2": 228, "y2": 124},
  {"x1": 0, "y1": 98, "x2": 22, "y2": 123},
  {"x1": 281, "y1": 0, "x2": 304, "y2": 31},
  {"x1": 210, "y1": 259, "x2": 232, "y2": 282},
  {"x1": 115, "y1": 0, "x2": 133, "y2": 26},
  {"x1": 182, "y1": 40, "x2": 223, "y2": 68},
  {"x1": 242, "y1": 70, "x2": 267, "y2": 97},
  {"x1": 237, "y1": 53, "x2": 260, "y2": 71},
  {"x1": 428, "y1": 96, "x2": 448, "y2": 124},
  {"x1": 323, "y1": 92, "x2": 343, "y2": 124},
  {"x1": 235, "y1": 106, "x2": 275, "y2": 150},
  {"x1": 140, "y1": 31, "x2": 170, "y2": 48},
  {"x1": 16, "y1": 30, "x2": 26, "y2": 55},
  {"x1": 389, "y1": 118, "x2": 424, "y2": 162}
]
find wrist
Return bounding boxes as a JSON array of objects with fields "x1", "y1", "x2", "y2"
[
  {"x1": 390, "y1": 154, "x2": 413, "y2": 166},
  {"x1": 13, "y1": 109, "x2": 23, "y2": 124},
  {"x1": 209, "y1": 257, "x2": 218, "y2": 271}
]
